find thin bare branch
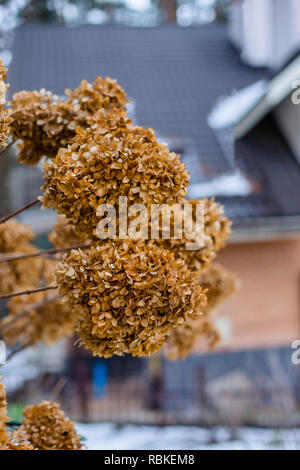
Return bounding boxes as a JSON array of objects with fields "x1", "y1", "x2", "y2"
[
  {"x1": 0, "y1": 140, "x2": 15, "y2": 156},
  {"x1": 0, "y1": 293, "x2": 61, "y2": 332},
  {"x1": 0, "y1": 198, "x2": 40, "y2": 225},
  {"x1": 49, "y1": 377, "x2": 68, "y2": 402},
  {"x1": 0, "y1": 242, "x2": 91, "y2": 263},
  {"x1": 0, "y1": 285, "x2": 57, "y2": 301}
]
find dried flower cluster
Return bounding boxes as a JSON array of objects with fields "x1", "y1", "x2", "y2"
[
  {"x1": 165, "y1": 263, "x2": 237, "y2": 360},
  {"x1": 49, "y1": 214, "x2": 89, "y2": 248},
  {"x1": 10, "y1": 77, "x2": 128, "y2": 165},
  {"x1": 40, "y1": 82, "x2": 232, "y2": 358},
  {"x1": 165, "y1": 318, "x2": 220, "y2": 361},
  {"x1": 157, "y1": 198, "x2": 231, "y2": 271},
  {"x1": 56, "y1": 240, "x2": 206, "y2": 358},
  {"x1": 15, "y1": 401, "x2": 82, "y2": 450},
  {"x1": 2, "y1": 291, "x2": 76, "y2": 348},
  {"x1": 0, "y1": 218, "x2": 34, "y2": 253},
  {"x1": 0, "y1": 222, "x2": 76, "y2": 349},
  {"x1": 64, "y1": 76, "x2": 128, "y2": 125},
  {"x1": 1, "y1": 74, "x2": 234, "y2": 359},
  {"x1": 10, "y1": 89, "x2": 73, "y2": 165},
  {"x1": 0, "y1": 377, "x2": 34, "y2": 450},
  {"x1": 3, "y1": 436, "x2": 36, "y2": 450},
  {"x1": 0, "y1": 60, "x2": 11, "y2": 147},
  {"x1": 0, "y1": 257, "x2": 77, "y2": 347},
  {"x1": 197, "y1": 263, "x2": 237, "y2": 313},
  {"x1": 0, "y1": 220, "x2": 43, "y2": 295},
  {"x1": 0, "y1": 377, "x2": 8, "y2": 446},
  {"x1": 0, "y1": 378, "x2": 81, "y2": 450},
  {"x1": 41, "y1": 109, "x2": 189, "y2": 238}
]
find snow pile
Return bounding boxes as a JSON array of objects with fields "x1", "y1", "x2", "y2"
[
  {"x1": 76, "y1": 422, "x2": 300, "y2": 450},
  {"x1": 189, "y1": 169, "x2": 252, "y2": 198}
]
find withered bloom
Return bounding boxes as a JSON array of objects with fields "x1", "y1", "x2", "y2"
[
  {"x1": 0, "y1": 377, "x2": 8, "y2": 447},
  {"x1": 0, "y1": 220, "x2": 43, "y2": 295},
  {"x1": 16, "y1": 401, "x2": 82, "y2": 450},
  {"x1": 0, "y1": 377, "x2": 35, "y2": 450},
  {"x1": 0, "y1": 218, "x2": 35, "y2": 252},
  {"x1": 165, "y1": 318, "x2": 220, "y2": 361},
  {"x1": 6, "y1": 74, "x2": 233, "y2": 363},
  {"x1": 157, "y1": 198, "x2": 231, "y2": 272},
  {"x1": 48, "y1": 214, "x2": 90, "y2": 248},
  {"x1": 3, "y1": 439, "x2": 36, "y2": 450},
  {"x1": 42, "y1": 109, "x2": 189, "y2": 238},
  {"x1": 165, "y1": 263, "x2": 237, "y2": 360},
  {"x1": 1, "y1": 378, "x2": 79, "y2": 450},
  {"x1": 56, "y1": 240, "x2": 206, "y2": 358},
  {"x1": 10, "y1": 89, "x2": 73, "y2": 165},
  {"x1": 64, "y1": 76, "x2": 128, "y2": 126},
  {"x1": 1, "y1": 258, "x2": 77, "y2": 347},
  {"x1": 10, "y1": 77, "x2": 128, "y2": 165},
  {"x1": 2, "y1": 292, "x2": 77, "y2": 348},
  {"x1": 0, "y1": 60, "x2": 11, "y2": 147},
  {"x1": 197, "y1": 263, "x2": 237, "y2": 313}
]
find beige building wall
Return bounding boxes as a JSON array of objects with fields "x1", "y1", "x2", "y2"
[{"x1": 201, "y1": 238, "x2": 300, "y2": 353}]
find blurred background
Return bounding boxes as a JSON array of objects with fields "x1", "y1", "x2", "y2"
[{"x1": 1, "y1": 0, "x2": 300, "y2": 450}]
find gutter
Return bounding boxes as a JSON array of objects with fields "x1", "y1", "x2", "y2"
[{"x1": 230, "y1": 215, "x2": 300, "y2": 243}]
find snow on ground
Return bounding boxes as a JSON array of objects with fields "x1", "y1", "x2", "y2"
[{"x1": 76, "y1": 423, "x2": 300, "y2": 450}]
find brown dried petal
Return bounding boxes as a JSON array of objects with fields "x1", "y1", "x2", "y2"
[
  {"x1": 15, "y1": 401, "x2": 81, "y2": 450},
  {"x1": 55, "y1": 240, "x2": 206, "y2": 358}
]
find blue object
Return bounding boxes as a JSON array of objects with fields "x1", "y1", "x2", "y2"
[{"x1": 92, "y1": 361, "x2": 108, "y2": 398}]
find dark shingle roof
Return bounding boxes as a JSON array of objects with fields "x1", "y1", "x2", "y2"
[{"x1": 8, "y1": 24, "x2": 300, "y2": 225}]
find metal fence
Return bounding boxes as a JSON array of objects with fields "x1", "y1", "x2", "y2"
[{"x1": 6, "y1": 346, "x2": 300, "y2": 428}]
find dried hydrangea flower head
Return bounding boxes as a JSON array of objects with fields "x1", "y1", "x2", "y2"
[
  {"x1": 157, "y1": 198, "x2": 231, "y2": 272},
  {"x1": 16, "y1": 401, "x2": 82, "y2": 450},
  {"x1": 48, "y1": 214, "x2": 90, "y2": 248},
  {"x1": 197, "y1": 263, "x2": 237, "y2": 312},
  {"x1": 0, "y1": 218, "x2": 34, "y2": 252},
  {"x1": 64, "y1": 76, "x2": 128, "y2": 126},
  {"x1": 0, "y1": 220, "x2": 43, "y2": 295},
  {"x1": 1, "y1": 258, "x2": 77, "y2": 347},
  {"x1": 165, "y1": 318, "x2": 220, "y2": 361},
  {"x1": 10, "y1": 89, "x2": 73, "y2": 165},
  {"x1": 0, "y1": 60, "x2": 11, "y2": 147},
  {"x1": 0, "y1": 378, "x2": 33, "y2": 450},
  {"x1": 4, "y1": 435, "x2": 36, "y2": 450},
  {"x1": 42, "y1": 109, "x2": 189, "y2": 238},
  {"x1": 10, "y1": 77, "x2": 128, "y2": 165},
  {"x1": 2, "y1": 292, "x2": 77, "y2": 348},
  {"x1": 0, "y1": 377, "x2": 8, "y2": 447},
  {"x1": 56, "y1": 240, "x2": 206, "y2": 358},
  {"x1": 165, "y1": 263, "x2": 237, "y2": 360},
  {"x1": 5, "y1": 421, "x2": 36, "y2": 451}
]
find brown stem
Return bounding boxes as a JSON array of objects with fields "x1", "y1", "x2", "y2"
[
  {"x1": 0, "y1": 242, "x2": 91, "y2": 263},
  {"x1": 0, "y1": 198, "x2": 40, "y2": 225},
  {"x1": 0, "y1": 285, "x2": 57, "y2": 301},
  {"x1": 0, "y1": 140, "x2": 15, "y2": 156},
  {"x1": 49, "y1": 377, "x2": 68, "y2": 402},
  {"x1": 0, "y1": 293, "x2": 61, "y2": 332}
]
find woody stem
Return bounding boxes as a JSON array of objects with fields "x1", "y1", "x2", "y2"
[
  {"x1": 0, "y1": 198, "x2": 40, "y2": 225},
  {"x1": 0, "y1": 293, "x2": 61, "y2": 331},
  {"x1": 0, "y1": 242, "x2": 91, "y2": 263},
  {"x1": 0, "y1": 140, "x2": 15, "y2": 156},
  {"x1": 0, "y1": 285, "x2": 57, "y2": 301}
]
